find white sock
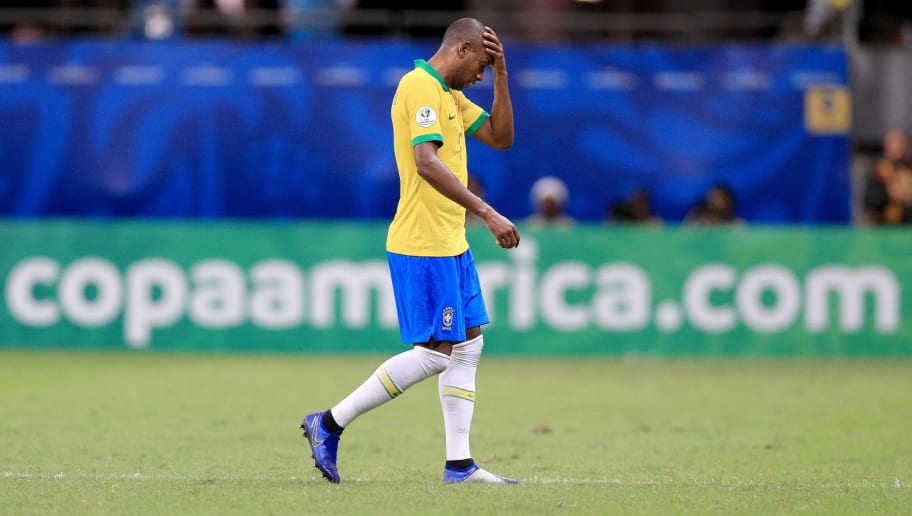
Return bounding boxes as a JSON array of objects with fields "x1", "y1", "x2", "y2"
[
  {"x1": 331, "y1": 346, "x2": 449, "y2": 428},
  {"x1": 438, "y1": 335, "x2": 484, "y2": 461}
]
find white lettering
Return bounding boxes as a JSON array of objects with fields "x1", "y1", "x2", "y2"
[
  {"x1": 125, "y1": 259, "x2": 187, "y2": 348},
  {"x1": 309, "y1": 260, "x2": 395, "y2": 329},
  {"x1": 477, "y1": 262, "x2": 509, "y2": 324},
  {"x1": 249, "y1": 260, "x2": 304, "y2": 328},
  {"x1": 736, "y1": 265, "x2": 801, "y2": 332},
  {"x1": 805, "y1": 265, "x2": 900, "y2": 332},
  {"x1": 510, "y1": 239, "x2": 538, "y2": 329},
  {"x1": 592, "y1": 263, "x2": 651, "y2": 330},
  {"x1": 540, "y1": 262, "x2": 590, "y2": 331},
  {"x1": 190, "y1": 260, "x2": 245, "y2": 328},
  {"x1": 684, "y1": 264, "x2": 737, "y2": 333},
  {"x1": 4, "y1": 257, "x2": 60, "y2": 326},
  {"x1": 3, "y1": 242, "x2": 903, "y2": 348},
  {"x1": 58, "y1": 258, "x2": 122, "y2": 327}
]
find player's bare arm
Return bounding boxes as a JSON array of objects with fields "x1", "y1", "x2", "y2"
[
  {"x1": 471, "y1": 27, "x2": 514, "y2": 150},
  {"x1": 414, "y1": 142, "x2": 519, "y2": 249}
]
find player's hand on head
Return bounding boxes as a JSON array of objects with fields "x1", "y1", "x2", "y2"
[{"x1": 483, "y1": 27, "x2": 506, "y2": 74}]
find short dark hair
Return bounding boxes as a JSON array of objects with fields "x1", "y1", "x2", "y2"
[{"x1": 441, "y1": 18, "x2": 485, "y2": 49}]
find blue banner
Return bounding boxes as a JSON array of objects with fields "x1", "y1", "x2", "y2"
[{"x1": 0, "y1": 40, "x2": 849, "y2": 222}]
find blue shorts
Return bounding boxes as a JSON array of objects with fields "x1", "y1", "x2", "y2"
[{"x1": 387, "y1": 249, "x2": 490, "y2": 344}]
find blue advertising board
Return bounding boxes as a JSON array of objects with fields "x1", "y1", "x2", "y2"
[{"x1": 0, "y1": 40, "x2": 849, "y2": 222}]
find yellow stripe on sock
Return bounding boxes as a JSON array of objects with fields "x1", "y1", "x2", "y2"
[
  {"x1": 441, "y1": 385, "x2": 476, "y2": 403},
  {"x1": 376, "y1": 370, "x2": 402, "y2": 399}
]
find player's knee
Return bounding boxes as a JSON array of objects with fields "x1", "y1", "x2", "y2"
[
  {"x1": 452, "y1": 334, "x2": 483, "y2": 367},
  {"x1": 416, "y1": 340, "x2": 454, "y2": 357}
]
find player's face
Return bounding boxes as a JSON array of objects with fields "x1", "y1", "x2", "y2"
[{"x1": 455, "y1": 45, "x2": 490, "y2": 90}]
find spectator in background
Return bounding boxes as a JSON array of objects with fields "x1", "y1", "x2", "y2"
[
  {"x1": 685, "y1": 182, "x2": 743, "y2": 225},
  {"x1": 183, "y1": 0, "x2": 282, "y2": 38},
  {"x1": 524, "y1": 176, "x2": 573, "y2": 228},
  {"x1": 131, "y1": 0, "x2": 181, "y2": 39},
  {"x1": 882, "y1": 162, "x2": 912, "y2": 224},
  {"x1": 283, "y1": 0, "x2": 349, "y2": 40},
  {"x1": 862, "y1": 129, "x2": 911, "y2": 224},
  {"x1": 1, "y1": 0, "x2": 54, "y2": 39},
  {"x1": 803, "y1": 0, "x2": 851, "y2": 41},
  {"x1": 342, "y1": 0, "x2": 465, "y2": 37},
  {"x1": 9, "y1": 23, "x2": 46, "y2": 42},
  {"x1": 607, "y1": 189, "x2": 662, "y2": 225},
  {"x1": 68, "y1": 0, "x2": 131, "y2": 36}
]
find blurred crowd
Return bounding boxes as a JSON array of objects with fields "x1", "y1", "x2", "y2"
[
  {"x1": 465, "y1": 174, "x2": 744, "y2": 229},
  {"x1": 1, "y1": 1, "x2": 910, "y2": 44},
  {"x1": 514, "y1": 126, "x2": 912, "y2": 228},
  {"x1": 2, "y1": 2, "x2": 910, "y2": 228}
]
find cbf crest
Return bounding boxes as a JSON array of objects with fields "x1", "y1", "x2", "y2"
[{"x1": 442, "y1": 306, "x2": 454, "y2": 331}]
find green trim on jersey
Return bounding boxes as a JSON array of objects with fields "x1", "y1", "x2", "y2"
[
  {"x1": 415, "y1": 59, "x2": 448, "y2": 91},
  {"x1": 466, "y1": 112, "x2": 489, "y2": 136},
  {"x1": 412, "y1": 133, "x2": 443, "y2": 146}
]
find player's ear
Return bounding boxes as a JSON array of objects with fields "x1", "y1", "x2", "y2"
[{"x1": 457, "y1": 41, "x2": 471, "y2": 58}]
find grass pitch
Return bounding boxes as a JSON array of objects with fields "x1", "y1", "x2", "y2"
[{"x1": 1, "y1": 350, "x2": 910, "y2": 515}]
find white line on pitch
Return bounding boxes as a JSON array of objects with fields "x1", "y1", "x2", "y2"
[{"x1": 3, "y1": 471, "x2": 909, "y2": 489}]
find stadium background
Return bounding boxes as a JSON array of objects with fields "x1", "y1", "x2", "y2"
[{"x1": 0, "y1": 0, "x2": 910, "y2": 356}]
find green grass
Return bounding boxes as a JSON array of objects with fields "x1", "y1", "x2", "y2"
[{"x1": 1, "y1": 350, "x2": 910, "y2": 515}]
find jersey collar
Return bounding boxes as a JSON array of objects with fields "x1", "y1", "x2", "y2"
[{"x1": 415, "y1": 59, "x2": 449, "y2": 92}]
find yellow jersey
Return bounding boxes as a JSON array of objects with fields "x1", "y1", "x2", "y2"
[{"x1": 386, "y1": 59, "x2": 489, "y2": 256}]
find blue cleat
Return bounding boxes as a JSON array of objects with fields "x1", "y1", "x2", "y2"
[
  {"x1": 443, "y1": 464, "x2": 518, "y2": 484},
  {"x1": 300, "y1": 411, "x2": 343, "y2": 483}
]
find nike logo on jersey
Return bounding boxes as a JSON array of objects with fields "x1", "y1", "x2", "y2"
[{"x1": 448, "y1": 114, "x2": 456, "y2": 120}]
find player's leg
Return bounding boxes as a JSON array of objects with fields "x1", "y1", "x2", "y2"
[
  {"x1": 321, "y1": 345, "x2": 451, "y2": 436},
  {"x1": 439, "y1": 249, "x2": 517, "y2": 484},
  {"x1": 300, "y1": 253, "x2": 456, "y2": 483},
  {"x1": 302, "y1": 344, "x2": 450, "y2": 483}
]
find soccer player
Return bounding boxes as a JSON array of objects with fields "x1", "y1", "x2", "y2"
[{"x1": 301, "y1": 17, "x2": 519, "y2": 484}]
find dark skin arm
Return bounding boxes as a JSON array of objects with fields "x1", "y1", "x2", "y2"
[
  {"x1": 411, "y1": 28, "x2": 518, "y2": 248},
  {"x1": 471, "y1": 27, "x2": 513, "y2": 149},
  {"x1": 412, "y1": 142, "x2": 510, "y2": 353},
  {"x1": 413, "y1": 141, "x2": 519, "y2": 250}
]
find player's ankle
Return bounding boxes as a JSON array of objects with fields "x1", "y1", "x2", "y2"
[
  {"x1": 445, "y1": 458, "x2": 475, "y2": 470},
  {"x1": 322, "y1": 410, "x2": 344, "y2": 434}
]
